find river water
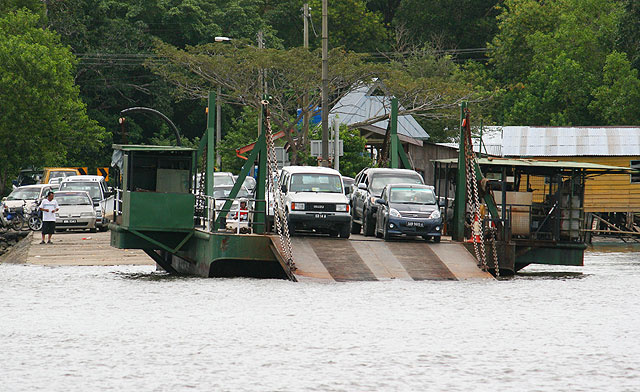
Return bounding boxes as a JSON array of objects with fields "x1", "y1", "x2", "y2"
[{"x1": 1, "y1": 247, "x2": 639, "y2": 391}]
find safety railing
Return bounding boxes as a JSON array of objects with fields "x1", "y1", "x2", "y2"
[{"x1": 194, "y1": 195, "x2": 269, "y2": 234}]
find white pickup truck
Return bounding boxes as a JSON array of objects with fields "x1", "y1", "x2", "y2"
[{"x1": 280, "y1": 166, "x2": 352, "y2": 238}]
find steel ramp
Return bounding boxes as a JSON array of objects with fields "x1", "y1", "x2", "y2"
[{"x1": 281, "y1": 234, "x2": 492, "y2": 282}]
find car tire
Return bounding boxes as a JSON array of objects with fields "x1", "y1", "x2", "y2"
[
  {"x1": 383, "y1": 220, "x2": 391, "y2": 241},
  {"x1": 433, "y1": 236, "x2": 441, "y2": 243},
  {"x1": 339, "y1": 224, "x2": 351, "y2": 239},
  {"x1": 89, "y1": 228, "x2": 97, "y2": 233},
  {"x1": 363, "y1": 209, "x2": 375, "y2": 236},
  {"x1": 350, "y1": 217, "x2": 361, "y2": 234}
]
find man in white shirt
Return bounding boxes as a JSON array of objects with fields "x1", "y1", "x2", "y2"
[{"x1": 38, "y1": 191, "x2": 59, "y2": 244}]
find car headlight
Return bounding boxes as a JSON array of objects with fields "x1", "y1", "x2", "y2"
[
  {"x1": 291, "y1": 202, "x2": 305, "y2": 211},
  {"x1": 389, "y1": 208, "x2": 401, "y2": 218},
  {"x1": 335, "y1": 204, "x2": 348, "y2": 212},
  {"x1": 429, "y1": 209, "x2": 441, "y2": 219}
]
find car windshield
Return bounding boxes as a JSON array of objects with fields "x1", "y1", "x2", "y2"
[
  {"x1": 7, "y1": 188, "x2": 41, "y2": 200},
  {"x1": 370, "y1": 174, "x2": 422, "y2": 195},
  {"x1": 60, "y1": 182, "x2": 101, "y2": 199},
  {"x1": 389, "y1": 188, "x2": 436, "y2": 204},
  {"x1": 289, "y1": 173, "x2": 343, "y2": 193},
  {"x1": 214, "y1": 174, "x2": 235, "y2": 186},
  {"x1": 213, "y1": 186, "x2": 250, "y2": 199},
  {"x1": 56, "y1": 194, "x2": 92, "y2": 206}
]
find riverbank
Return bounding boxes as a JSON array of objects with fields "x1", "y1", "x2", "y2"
[{"x1": 0, "y1": 230, "x2": 153, "y2": 266}]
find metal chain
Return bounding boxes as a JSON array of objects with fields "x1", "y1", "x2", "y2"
[
  {"x1": 263, "y1": 102, "x2": 295, "y2": 270},
  {"x1": 488, "y1": 225, "x2": 500, "y2": 277},
  {"x1": 463, "y1": 113, "x2": 488, "y2": 271},
  {"x1": 195, "y1": 147, "x2": 207, "y2": 221}
]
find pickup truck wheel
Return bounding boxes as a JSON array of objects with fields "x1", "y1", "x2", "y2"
[
  {"x1": 363, "y1": 209, "x2": 375, "y2": 236},
  {"x1": 286, "y1": 214, "x2": 296, "y2": 236},
  {"x1": 339, "y1": 224, "x2": 351, "y2": 239}
]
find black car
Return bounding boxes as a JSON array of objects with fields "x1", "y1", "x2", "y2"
[
  {"x1": 350, "y1": 168, "x2": 424, "y2": 236},
  {"x1": 374, "y1": 184, "x2": 443, "y2": 242}
]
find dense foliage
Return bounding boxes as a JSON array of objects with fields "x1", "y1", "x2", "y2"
[
  {"x1": 2, "y1": 0, "x2": 640, "y2": 192},
  {"x1": 0, "y1": 10, "x2": 106, "y2": 194}
]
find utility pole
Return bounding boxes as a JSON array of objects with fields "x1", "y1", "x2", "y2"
[
  {"x1": 453, "y1": 101, "x2": 468, "y2": 241},
  {"x1": 302, "y1": 3, "x2": 310, "y2": 141},
  {"x1": 216, "y1": 84, "x2": 222, "y2": 168},
  {"x1": 321, "y1": 0, "x2": 329, "y2": 166},
  {"x1": 257, "y1": 30, "x2": 264, "y2": 138}
]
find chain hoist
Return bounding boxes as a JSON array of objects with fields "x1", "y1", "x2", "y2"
[
  {"x1": 263, "y1": 101, "x2": 295, "y2": 271},
  {"x1": 463, "y1": 110, "x2": 499, "y2": 277}
]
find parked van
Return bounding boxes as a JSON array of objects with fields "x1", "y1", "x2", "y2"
[
  {"x1": 280, "y1": 166, "x2": 351, "y2": 238},
  {"x1": 43, "y1": 167, "x2": 80, "y2": 184},
  {"x1": 59, "y1": 175, "x2": 113, "y2": 231}
]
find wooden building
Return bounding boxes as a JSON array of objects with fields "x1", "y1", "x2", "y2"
[{"x1": 503, "y1": 127, "x2": 640, "y2": 213}]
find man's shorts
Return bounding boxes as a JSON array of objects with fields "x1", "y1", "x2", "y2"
[{"x1": 42, "y1": 221, "x2": 56, "y2": 235}]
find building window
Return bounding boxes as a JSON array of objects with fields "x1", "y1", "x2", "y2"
[{"x1": 631, "y1": 160, "x2": 640, "y2": 184}]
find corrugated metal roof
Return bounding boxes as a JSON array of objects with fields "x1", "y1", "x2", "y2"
[
  {"x1": 433, "y1": 157, "x2": 634, "y2": 172},
  {"x1": 329, "y1": 83, "x2": 430, "y2": 141},
  {"x1": 502, "y1": 127, "x2": 640, "y2": 157},
  {"x1": 437, "y1": 127, "x2": 503, "y2": 156}
]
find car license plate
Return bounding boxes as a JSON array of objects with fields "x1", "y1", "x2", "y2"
[
  {"x1": 63, "y1": 219, "x2": 77, "y2": 223},
  {"x1": 314, "y1": 213, "x2": 327, "y2": 218},
  {"x1": 407, "y1": 221, "x2": 423, "y2": 227}
]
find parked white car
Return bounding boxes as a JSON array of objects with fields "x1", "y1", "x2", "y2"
[
  {"x1": 54, "y1": 191, "x2": 97, "y2": 232},
  {"x1": 3, "y1": 184, "x2": 58, "y2": 212},
  {"x1": 280, "y1": 166, "x2": 351, "y2": 238},
  {"x1": 59, "y1": 175, "x2": 114, "y2": 231}
]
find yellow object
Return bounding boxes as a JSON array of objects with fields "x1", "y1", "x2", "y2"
[{"x1": 42, "y1": 167, "x2": 81, "y2": 184}]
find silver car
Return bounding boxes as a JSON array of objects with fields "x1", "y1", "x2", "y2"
[{"x1": 54, "y1": 191, "x2": 97, "y2": 232}]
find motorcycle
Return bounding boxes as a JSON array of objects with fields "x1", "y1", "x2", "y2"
[
  {"x1": 27, "y1": 202, "x2": 43, "y2": 231},
  {"x1": 0, "y1": 202, "x2": 24, "y2": 232},
  {"x1": 3, "y1": 201, "x2": 27, "y2": 231}
]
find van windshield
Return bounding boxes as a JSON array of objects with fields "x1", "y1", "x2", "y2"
[
  {"x1": 60, "y1": 182, "x2": 101, "y2": 200},
  {"x1": 289, "y1": 174, "x2": 343, "y2": 193}
]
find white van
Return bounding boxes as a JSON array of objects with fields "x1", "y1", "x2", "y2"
[
  {"x1": 59, "y1": 175, "x2": 114, "y2": 231},
  {"x1": 280, "y1": 166, "x2": 351, "y2": 238}
]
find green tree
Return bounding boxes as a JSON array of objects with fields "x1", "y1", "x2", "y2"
[
  {"x1": 616, "y1": 0, "x2": 640, "y2": 70},
  {"x1": 308, "y1": 0, "x2": 389, "y2": 52},
  {"x1": 0, "y1": 10, "x2": 106, "y2": 194},
  {"x1": 487, "y1": 0, "x2": 627, "y2": 125},
  {"x1": 394, "y1": 0, "x2": 500, "y2": 53},
  {"x1": 263, "y1": 0, "x2": 390, "y2": 52},
  {"x1": 589, "y1": 51, "x2": 640, "y2": 124}
]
